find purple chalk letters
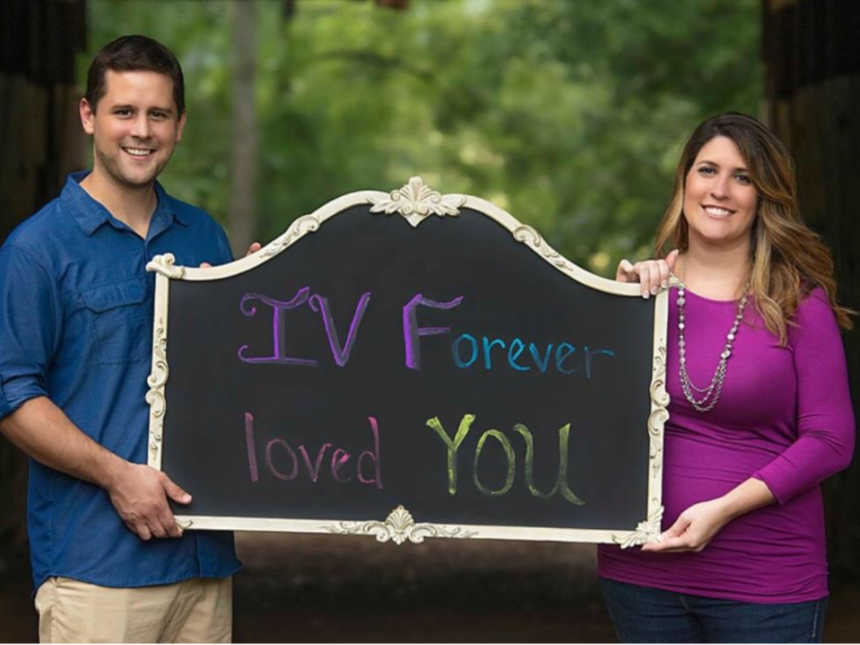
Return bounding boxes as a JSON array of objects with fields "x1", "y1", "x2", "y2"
[
  {"x1": 402, "y1": 293, "x2": 464, "y2": 370},
  {"x1": 309, "y1": 292, "x2": 372, "y2": 367},
  {"x1": 237, "y1": 287, "x2": 318, "y2": 366}
]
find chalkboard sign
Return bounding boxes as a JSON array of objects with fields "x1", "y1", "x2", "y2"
[{"x1": 146, "y1": 177, "x2": 668, "y2": 547}]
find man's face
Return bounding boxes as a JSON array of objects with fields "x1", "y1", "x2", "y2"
[{"x1": 80, "y1": 69, "x2": 186, "y2": 190}]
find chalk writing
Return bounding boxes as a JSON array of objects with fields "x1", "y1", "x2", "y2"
[
  {"x1": 308, "y1": 291, "x2": 371, "y2": 367},
  {"x1": 237, "y1": 288, "x2": 613, "y2": 379},
  {"x1": 237, "y1": 287, "x2": 318, "y2": 365},
  {"x1": 425, "y1": 414, "x2": 585, "y2": 504},
  {"x1": 244, "y1": 412, "x2": 383, "y2": 488},
  {"x1": 473, "y1": 429, "x2": 516, "y2": 495},
  {"x1": 402, "y1": 293, "x2": 465, "y2": 370},
  {"x1": 451, "y1": 334, "x2": 615, "y2": 378}
]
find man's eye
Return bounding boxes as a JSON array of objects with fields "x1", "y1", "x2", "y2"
[{"x1": 115, "y1": 109, "x2": 132, "y2": 117}]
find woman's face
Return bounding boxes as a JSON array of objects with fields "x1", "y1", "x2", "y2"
[{"x1": 682, "y1": 135, "x2": 759, "y2": 252}]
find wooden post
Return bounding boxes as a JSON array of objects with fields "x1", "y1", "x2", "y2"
[
  {"x1": 762, "y1": 0, "x2": 860, "y2": 582},
  {"x1": 0, "y1": 0, "x2": 87, "y2": 557}
]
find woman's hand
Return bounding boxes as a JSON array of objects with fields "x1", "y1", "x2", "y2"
[
  {"x1": 616, "y1": 249, "x2": 679, "y2": 298},
  {"x1": 641, "y1": 497, "x2": 731, "y2": 553},
  {"x1": 641, "y1": 478, "x2": 775, "y2": 553}
]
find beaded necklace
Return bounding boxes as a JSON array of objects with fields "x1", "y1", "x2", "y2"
[{"x1": 676, "y1": 282, "x2": 749, "y2": 412}]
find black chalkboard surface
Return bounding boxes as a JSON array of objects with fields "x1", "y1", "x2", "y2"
[{"x1": 146, "y1": 178, "x2": 668, "y2": 546}]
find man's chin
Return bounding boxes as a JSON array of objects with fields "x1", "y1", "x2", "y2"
[{"x1": 111, "y1": 166, "x2": 163, "y2": 190}]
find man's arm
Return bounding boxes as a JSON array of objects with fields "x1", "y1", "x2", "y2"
[{"x1": 0, "y1": 396, "x2": 190, "y2": 540}]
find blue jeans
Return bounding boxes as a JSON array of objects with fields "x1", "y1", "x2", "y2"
[{"x1": 600, "y1": 578, "x2": 828, "y2": 643}]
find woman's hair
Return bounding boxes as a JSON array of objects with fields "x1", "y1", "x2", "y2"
[{"x1": 655, "y1": 112, "x2": 853, "y2": 343}]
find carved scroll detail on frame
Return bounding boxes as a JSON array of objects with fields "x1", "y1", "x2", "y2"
[
  {"x1": 325, "y1": 505, "x2": 478, "y2": 544},
  {"x1": 145, "y1": 319, "x2": 169, "y2": 465},
  {"x1": 648, "y1": 343, "x2": 669, "y2": 476},
  {"x1": 613, "y1": 506, "x2": 664, "y2": 549},
  {"x1": 259, "y1": 214, "x2": 322, "y2": 261},
  {"x1": 512, "y1": 225, "x2": 572, "y2": 271},
  {"x1": 146, "y1": 253, "x2": 185, "y2": 279},
  {"x1": 368, "y1": 176, "x2": 466, "y2": 228}
]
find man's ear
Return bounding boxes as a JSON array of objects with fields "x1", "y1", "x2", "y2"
[
  {"x1": 176, "y1": 111, "x2": 187, "y2": 143},
  {"x1": 80, "y1": 98, "x2": 95, "y2": 135}
]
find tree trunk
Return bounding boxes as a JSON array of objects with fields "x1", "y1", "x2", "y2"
[
  {"x1": 228, "y1": 0, "x2": 259, "y2": 258},
  {"x1": 762, "y1": 0, "x2": 860, "y2": 583},
  {"x1": 0, "y1": 0, "x2": 87, "y2": 564}
]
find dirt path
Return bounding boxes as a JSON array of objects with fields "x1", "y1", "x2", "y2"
[
  {"x1": 233, "y1": 533, "x2": 613, "y2": 642},
  {"x1": 2, "y1": 535, "x2": 858, "y2": 642}
]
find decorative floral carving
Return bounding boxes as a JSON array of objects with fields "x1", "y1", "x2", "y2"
[
  {"x1": 146, "y1": 253, "x2": 185, "y2": 279},
  {"x1": 512, "y1": 225, "x2": 572, "y2": 271},
  {"x1": 145, "y1": 320, "x2": 168, "y2": 464},
  {"x1": 369, "y1": 177, "x2": 466, "y2": 228},
  {"x1": 325, "y1": 505, "x2": 477, "y2": 544},
  {"x1": 259, "y1": 214, "x2": 321, "y2": 261},
  {"x1": 613, "y1": 506, "x2": 664, "y2": 549}
]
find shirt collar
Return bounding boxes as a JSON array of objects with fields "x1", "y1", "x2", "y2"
[{"x1": 63, "y1": 171, "x2": 191, "y2": 237}]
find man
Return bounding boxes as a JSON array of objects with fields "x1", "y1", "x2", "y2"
[{"x1": 0, "y1": 35, "x2": 245, "y2": 642}]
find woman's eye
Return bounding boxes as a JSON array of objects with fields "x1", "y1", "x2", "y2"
[
  {"x1": 735, "y1": 174, "x2": 752, "y2": 185},
  {"x1": 698, "y1": 166, "x2": 716, "y2": 175}
]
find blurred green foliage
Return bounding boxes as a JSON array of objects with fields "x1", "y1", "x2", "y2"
[{"x1": 85, "y1": 0, "x2": 761, "y2": 275}]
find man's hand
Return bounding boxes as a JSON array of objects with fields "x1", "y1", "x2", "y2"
[
  {"x1": 106, "y1": 462, "x2": 191, "y2": 541},
  {"x1": 616, "y1": 249, "x2": 679, "y2": 298}
]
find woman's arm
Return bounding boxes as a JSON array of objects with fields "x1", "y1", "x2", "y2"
[
  {"x1": 642, "y1": 478, "x2": 774, "y2": 552},
  {"x1": 644, "y1": 288, "x2": 854, "y2": 553}
]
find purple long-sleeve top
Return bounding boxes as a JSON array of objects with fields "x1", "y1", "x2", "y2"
[{"x1": 598, "y1": 286, "x2": 855, "y2": 602}]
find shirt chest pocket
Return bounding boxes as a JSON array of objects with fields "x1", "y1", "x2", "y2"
[{"x1": 80, "y1": 278, "x2": 150, "y2": 365}]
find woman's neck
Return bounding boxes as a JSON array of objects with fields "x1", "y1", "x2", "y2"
[{"x1": 677, "y1": 242, "x2": 752, "y2": 301}]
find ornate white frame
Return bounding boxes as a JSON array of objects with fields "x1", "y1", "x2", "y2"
[{"x1": 146, "y1": 177, "x2": 668, "y2": 547}]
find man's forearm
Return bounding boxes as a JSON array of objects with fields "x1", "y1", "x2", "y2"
[
  {"x1": 0, "y1": 395, "x2": 189, "y2": 540},
  {"x1": 0, "y1": 396, "x2": 126, "y2": 489}
]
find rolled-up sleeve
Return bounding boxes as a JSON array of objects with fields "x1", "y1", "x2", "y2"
[
  {"x1": 0, "y1": 244, "x2": 61, "y2": 421},
  {"x1": 753, "y1": 288, "x2": 855, "y2": 503}
]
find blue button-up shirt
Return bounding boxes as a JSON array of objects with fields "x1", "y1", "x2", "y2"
[{"x1": 0, "y1": 173, "x2": 241, "y2": 590}]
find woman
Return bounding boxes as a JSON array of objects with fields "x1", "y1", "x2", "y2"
[{"x1": 602, "y1": 112, "x2": 855, "y2": 643}]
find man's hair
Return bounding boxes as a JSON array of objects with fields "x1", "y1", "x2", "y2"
[{"x1": 85, "y1": 35, "x2": 185, "y2": 115}]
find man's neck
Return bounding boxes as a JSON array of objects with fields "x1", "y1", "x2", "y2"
[{"x1": 79, "y1": 171, "x2": 157, "y2": 239}]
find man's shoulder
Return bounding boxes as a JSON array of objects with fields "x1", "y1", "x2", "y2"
[
  {"x1": 159, "y1": 188, "x2": 223, "y2": 231},
  {"x1": 2, "y1": 196, "x2": 72, "y2": 259},
  {"x1": 157, "y1": 186, "x2": 232, "y2": 263}
]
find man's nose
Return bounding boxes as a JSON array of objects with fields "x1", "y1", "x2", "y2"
[{"x1": 130, "y1": 114, "x2": 151, "y2": 138}]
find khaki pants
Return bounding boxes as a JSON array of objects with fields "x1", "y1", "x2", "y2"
[{"x1": 34, "y1": 576, "x2": 232, "y2": 643}]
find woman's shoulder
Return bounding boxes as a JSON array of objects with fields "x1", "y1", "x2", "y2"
[
  {"x1": 796, "y1": 286, "x2": 833, "y2": 318},
  {"x1": 788, "y1": 286, "x2": 840, "y2": 345}
]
